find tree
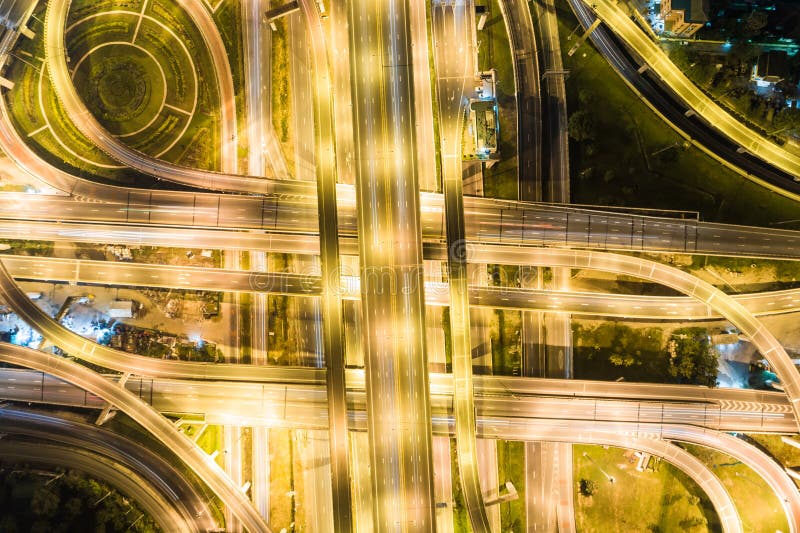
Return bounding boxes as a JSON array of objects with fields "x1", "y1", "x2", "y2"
[
  {"x1": 666, "y1": 328, "x2": 718, "y2": 386},
  {"x1": 30, "y1": 487, "x2": 59, "y2": 518},
  {"x1": 609, "y1": 353, "x2": 635, "y2": 367},
  {"x1": 30, "y1": 520, "x2": 51, "y2": 533},
  {"x1": 0, "y1": 515, "x2": 18, "y2": 533},
  {"x1": 568, "y1": 110, "x2": 596, "y2": 142},
  {"x1": 669, "y1": 46, "x2": 690, "y2": 71},
  {"x1": 579, "y1": 478, "x2": 597, "y2": 496},
  {"x1": 578, "y1": 88, "x2": 594, "y2": 107},
  {"x1": 63, "y1": 497, "x2": 82, "y2": 519},
  {"x1": 774, "y1": 107, "x2": 800, "y2": 131},
  {"x1": 679, "y1": 516, "x2": 707, "y2": 530}
]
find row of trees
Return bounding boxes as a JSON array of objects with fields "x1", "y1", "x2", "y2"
[
  {"x1": 0, "y1": 465, "x2": 159, "y2": 533},
  {"x1": 573, "y1": 323, "x2": 719, "y2": 386}
]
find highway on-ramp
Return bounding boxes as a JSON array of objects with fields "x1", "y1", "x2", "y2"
[
  {"x1": 577, "y1": 0, "x2": 800, "y2": 198},
  {"x1": 299, "y1": 0, "x2": 353, "y2": 528},
  {"x1": 462, "y1": 244, "x2": 800, "y2": 432},
  {"x1": 0, "y1": 342, "x2": 272, "y2": 532},
  {"x1": 432, "y1": 1, "x2": 491, "y2": 529},
  {"x1": 0, "y1": 442, "x2": 191, "y2": 532},
  {"x1": 0, "y1": 406, "x2": 217, "y2": 533}
]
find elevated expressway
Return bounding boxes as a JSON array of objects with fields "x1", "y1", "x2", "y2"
[
  {"x1": 3, "y1": 3, "x2": 798, "y2": 260},
  {"x1": 0, "y1": 406, "x2": 217, "y2": 533},
  {"x1": 2, "y1": 245, "x2": 799, "y2": 417},
  {"x1": 297, "y1": 0, "x2": 353, "y2": 527},
  {"x1": 0, "y1": 442, "x2": 191, "y2": 532},
  {"x1": 346, "y1": 0, "x2": 436, "y2": 528},
  {"x1": 7, "y1": 191, "x2": 800, "y2": 261},
  {"x1": 0, "y1": 343, "x2": 273, "y2": 532},
  {"x1": 5, "y1": 359, "x2": 800, "y2": 532},
  {"x1": 1, "y1": 366, "x2": 795, "y2": 434},
  {"x1": 7, "y1": 253, "x2": 800, "y2": 319},
  {"x1": 432, "y1": 1, "x2": 491, "y2": 529},
  {"x1": 573, "y1": 0, "x2": 800, "y2": 199}
]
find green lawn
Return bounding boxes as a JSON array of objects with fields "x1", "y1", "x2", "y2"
[
  {"x1": 238, "y1": 291, "x2": 252, "y2": 364},
  {"x1": 691, "y1": 256, "x2": 800, "y2": 288},
  {"x1": 72, "y1": 42, "x2": 167, "y2": 136},
  {"x1": 681, "y1": 443, "x2": 789, "y2": 533},
  {"x1": 195, "y1": 424, "x2": 223, "y2": 467},
  {"x1": 269, "y1": 429, "x2": 296, "y2": 532},
  {"x1": 748, "y1": 434, "x2": 800, "y2": 487},
  {"x1": 0, "y1": 239, "x2": 55, "y2": 257},
  {"x1": 574, "y1": 444, "x2": 718, "y2": 532},
  {"x1": 4, "y1": 0, "x2": 222, "y2": 182},
  {"x1": 449, "y1": 438, "x2": 470, "y2": 532},
  {"x1": 489, "y1": 308, "x2": 522, "y2": 376},
  {"x1": 427, "y1": 0, "x2": 443, "y2": 191},
  {"x1": 5, "y1": 4, "x2": 132, "y2": 183},
  {"x1": 67, "y1": 0, "x2": 146, "y2": 25},
  {"x1": 271, "y1": 17, "x2": 294, "y2": 175},
  {"x1": 496, "y1": 440, "x2": 526, "y2": 531}
]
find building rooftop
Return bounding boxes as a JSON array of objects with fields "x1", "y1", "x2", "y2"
[{"x1": 671, "y1": 0, "x2": 709, "y2": 24}]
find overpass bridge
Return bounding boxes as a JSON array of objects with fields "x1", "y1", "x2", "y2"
[{"x1": 1, "y1": 367, "x2": 793, "y2": 434}]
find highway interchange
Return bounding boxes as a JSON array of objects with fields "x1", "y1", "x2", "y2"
[{"x1": 0, "y1": 0, "x2": 800, "y2": 532}]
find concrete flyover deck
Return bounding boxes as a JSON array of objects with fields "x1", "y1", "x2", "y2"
[
  {"x1": 1, "y1": 366, "x2": 795, "y2": 433},
  {"x1": 8, "y1": 188, "x2": 800, "y2": 261},
  {"x1": 298, "y1": 0, "x2": 353, "y2": 528},
  {"x1": 347, "y1": 0, "x2": 437, "y2": 527},
  {"x1": 7, "y1": 253, "x2": 800, "y2": 320},
  {"x1": 1, "y1": 243, "x2": 797, "y2": 392},
  {"x1": 432, "y1": 1, "x2": 491, "y2": 530}
]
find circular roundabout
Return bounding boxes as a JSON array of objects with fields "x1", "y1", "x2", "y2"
[
  {"x1": 63, "y1": 9, "x2": 204, "y2": 161},
  {"x1": 72, "y1": 43, "x2": 166, "y2": 137}
]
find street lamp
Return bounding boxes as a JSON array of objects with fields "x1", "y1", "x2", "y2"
[{"x1": 583, "y1": 451, "x2": 616, "y2": 483}]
